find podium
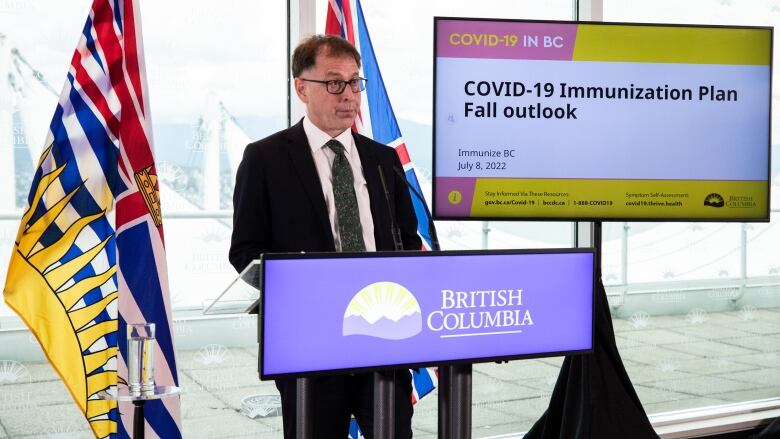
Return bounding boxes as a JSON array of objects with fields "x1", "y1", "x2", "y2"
[{"x1": 207, "y1": 249, "x2": 596, "y2": 438}]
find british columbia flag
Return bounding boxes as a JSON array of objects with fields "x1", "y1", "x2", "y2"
[
  {"x1": 3, "y1": 0, "x2": 181, "y2": 437},
  {"x1": 325, "y1": 0, "x2": 439, "y2": 412}
]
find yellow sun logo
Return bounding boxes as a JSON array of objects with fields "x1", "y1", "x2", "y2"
[{"x1": 703, "y1": 193, "x2": 724, "y2": 208}]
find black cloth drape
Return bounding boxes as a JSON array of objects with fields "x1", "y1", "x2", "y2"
[
  {"x1": 524, "y1": 278, "x2": 658, "y2": 439},
  {"x1": 757, "y1": 416, "x2": 780, "y2": 438}
]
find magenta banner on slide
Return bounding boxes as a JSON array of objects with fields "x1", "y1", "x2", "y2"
[
  {"x1": 436, "y1": 19, "x2": 577, "y2": 60},
  {"x1": 260, "y1": 249, "x2": 594, "y2": 379}
]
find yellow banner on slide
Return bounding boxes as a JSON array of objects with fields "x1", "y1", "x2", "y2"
[
  {"x1": 469, "y1": 178, "x2": 768, "y2": 219},
  {"x1": 573, "y1": 25, "x2": 771, "y2": 65}
]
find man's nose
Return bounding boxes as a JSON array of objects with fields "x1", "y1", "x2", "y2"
[{"x1": 339, "y1": 88, "x2": 358, "y2": 100}]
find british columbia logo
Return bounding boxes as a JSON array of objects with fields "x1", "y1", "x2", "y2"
[
  {"x1": 343, "y1": 282, "x2": 422, "y2": 340},
  {"x1": 703, "y1": 193, "x2": 724, "y2": 208}
]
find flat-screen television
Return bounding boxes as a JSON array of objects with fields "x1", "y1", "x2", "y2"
[{"x1": 433, "y1": 17, "x2": 772, "y2": 222}]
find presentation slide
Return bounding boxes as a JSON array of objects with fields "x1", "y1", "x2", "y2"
[{"x1": 433, "y1": 19, "x2": 771, "y2": 221}]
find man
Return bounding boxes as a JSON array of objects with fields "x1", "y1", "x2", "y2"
[{"x1": 229, "y1": 35, "x2": 420, "y2": 438}]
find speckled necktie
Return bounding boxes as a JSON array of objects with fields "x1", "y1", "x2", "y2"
[{"x1": 326, "y1": 139, "x2": 365, "y2": 252}]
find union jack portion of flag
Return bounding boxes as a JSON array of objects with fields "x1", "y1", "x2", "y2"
[
  {"x1": 325, "y1": 0, "x2": 439, "y2": 406},
  {"x1": 3, "y1": 0, "x2": 181, "y2": 437}
]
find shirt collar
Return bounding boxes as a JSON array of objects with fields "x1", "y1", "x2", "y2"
[{"x1": 303, "y1": 116, "x2": 354, "y2": 157}]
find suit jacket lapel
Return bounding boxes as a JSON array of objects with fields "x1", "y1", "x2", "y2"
[
  {"x1": 355, "y1": 135, "x2": 389, "y2": 250},
  {"x1": 285, "y1": 121, "x2": 333, "y2": 243}
]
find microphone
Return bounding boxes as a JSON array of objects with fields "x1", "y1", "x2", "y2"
[
  {"x1": 377, "y1": 165, "x2": 404, "y2": 251},
  {"x1": 393, "y1": 166, "x2": 440, "y2": 251}
]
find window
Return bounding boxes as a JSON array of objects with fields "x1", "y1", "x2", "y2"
[
  {"x1": 601, "y1": 0, "x2": 780, "y2": 416},
  {"x1": 0, "y1": 2, "x2": 286, "y2": 437}
]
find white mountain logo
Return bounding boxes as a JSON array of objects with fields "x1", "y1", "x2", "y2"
[{"x1": 342, "y1": 282, "x2": 422, "y2": 340}]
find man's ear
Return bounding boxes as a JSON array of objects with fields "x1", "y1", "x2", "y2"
[{"x1": 294, "y1": 78, "x2": 308, "y2": 103}]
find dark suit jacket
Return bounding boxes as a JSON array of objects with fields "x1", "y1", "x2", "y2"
[{"x1": 229, "y1": 120, "x2": 421, "y2": 272}]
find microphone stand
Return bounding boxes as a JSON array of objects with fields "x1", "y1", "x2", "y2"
[
  {"x1": 392, "y1": 166, "x2": 471, "y2": 439},
  {"x1": 392, "y1": 167, "x2": 440, "y2": 252},
  {"x1": 378, "y1": 166, "x2": 404, "y2": 252},
  {"x1": 374, "y1": 165, "x2": 400, "y2": 439}
]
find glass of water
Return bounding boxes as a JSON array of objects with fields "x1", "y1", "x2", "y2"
[{"x1": 127, "y1": 323, "x2": 156, "y2": 395}]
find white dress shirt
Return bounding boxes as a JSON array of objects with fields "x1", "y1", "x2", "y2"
[{"x1": 303, "y1": 116, "x2": 376, "y2": 252}]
